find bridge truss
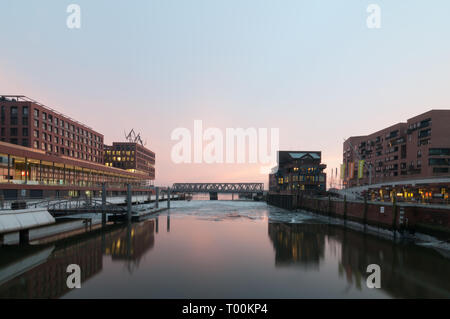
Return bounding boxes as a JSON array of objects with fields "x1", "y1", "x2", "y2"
[{"x1": 171, "y1": 183, "x2": 264, "y2": 194}]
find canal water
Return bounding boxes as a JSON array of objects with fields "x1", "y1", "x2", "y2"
[{"x1": 1, "y1": 199, "x2": 450, "y2": 298}]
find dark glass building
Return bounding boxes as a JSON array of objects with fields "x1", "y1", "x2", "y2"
[
  {"x1": 269, "y1": 151, "x2": 327, "y2": 194},
  {"x1": 104, "y1": 142, "x2": 155, "y2": 182}
]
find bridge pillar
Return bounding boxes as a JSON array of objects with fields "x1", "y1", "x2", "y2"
[
  {"x1": 232, "y1": 193, "x2": 234, "y2": 201},
  {"x1": 19, "y1": 229, "x2": 30, "y2": 245},
  {"x1": 209, "y1": 192, "x2": 218, "y2": 200},
  {"x1": 127, "y1": 184, "x2": 132, "y2": 222},
  {"x1": 155, "y1": 187, "x2": 159, "y2": 209}
]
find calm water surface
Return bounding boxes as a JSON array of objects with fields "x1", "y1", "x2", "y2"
[{"x1": 1, "y1": 200, "x2": 450, "y2": 298}]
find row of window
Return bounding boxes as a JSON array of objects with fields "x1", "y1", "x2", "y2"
[
  {"x1": 32, "y1": 120, "x2": 102, "y2": 148},
  {"x1": 31, "y1": 140, "x2": 101, "y2": 162},
  {"x1": 0, "y1": 128, "x2": 29, "y2": 137},
  {"x1": 32, "y1": 130, "x2": 101, "y2": 155},
  {"x1": 34, "y1": 108, "x2": 101, "y2": 142}
]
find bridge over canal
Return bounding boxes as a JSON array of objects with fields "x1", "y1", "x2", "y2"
[{"x1": 171, "y1": 183, "x2": 264, "y2": 200}]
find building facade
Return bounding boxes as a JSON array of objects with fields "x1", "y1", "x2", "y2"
[
  {"x1": 269, "y1": 151, "x2": 327, "y2": 194},
  {"x1": 0, "y1": 95, "x2": 155, "y2": 199},
  {"x1": 104, "y1": 142, "x2": 155, "y2": 181},
  {"x1": 342, "y1": 110, "x2": 450, "y2": 188},
  {"x1": 0, "y1": 96, "x2": 104, "y2": 164},
  {"x1": 0, "y1": 141, "x2": 151, "y2": 199}
]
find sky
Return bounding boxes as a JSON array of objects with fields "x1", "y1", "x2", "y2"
[{"x1": 1, "y1": 0, "x2": 450, "y2": 188}]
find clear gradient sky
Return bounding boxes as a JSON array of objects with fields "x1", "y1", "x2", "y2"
[{"x1": 1, "y1": 0, "x2": 450, "y2": 187}]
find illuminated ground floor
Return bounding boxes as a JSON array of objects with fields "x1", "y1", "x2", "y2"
[{"x1": 0, "y1": 141, "x2": 154, "y2": 200}]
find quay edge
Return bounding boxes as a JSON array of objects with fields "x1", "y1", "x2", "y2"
[{"x1": 267, "y1": 193, "x2": 450, "y2": 240}]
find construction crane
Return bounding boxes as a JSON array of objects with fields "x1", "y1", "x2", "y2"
[{"x1": 124, "y1": 129, "x2": 146, "y2": 146}]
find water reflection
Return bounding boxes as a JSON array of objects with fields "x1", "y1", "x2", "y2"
[
  {"x1": 0, "y1": 219, "x2": 155, "y2": 299},
  {"x1": 268, "y1": 222, "x2": 450, "y2": 298},
  {"x1": 1, "y1": 201, "x2": 450, "y2": 299},
  {"x1": 268, "y1": 223, "x2": 325, "y2": 269}
]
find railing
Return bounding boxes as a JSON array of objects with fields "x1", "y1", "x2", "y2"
[{"x1": 0, "y1": 179, "x2": 153, "y2": 189}]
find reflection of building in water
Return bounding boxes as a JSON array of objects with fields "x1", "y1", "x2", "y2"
[
  {"x1": 268, "y1": 223, "x2": 325, "y2": 268},
  {"x1": 333, "y1": 227, "x2": 450, "y2": 298},
  {"x1": 0, "y1": 233, "x2": 103, "y2": 298},
  {"x1": 104, "y1": 219, "x2": 155, "y2": 273},
  {"x1": 0, "y1": 219, "x2": 156, "y2": 298},
  {"x1": 268, "y1": 221, "x2": 450, "y2": 298}
]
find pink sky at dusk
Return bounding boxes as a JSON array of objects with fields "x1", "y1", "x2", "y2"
[{"x1": 1, "y1": 1, "x2": 450, "y2": 189}]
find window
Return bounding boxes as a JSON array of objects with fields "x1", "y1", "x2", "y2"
[
  {"x1": 429, "y1": 148, "x2": 450, "y2": 156},
  {"x1": 10, "y1": 106, "x2": 18, "y2": 125},
  {"x1": 34, "y1": 130, "x2": 39, "y2": 138},
  {"x1": 433, "y1": 167, "x2": 449, "y2": 173},
  {"x1": 10, "y1": 128, "x2": 18, "y2": 136},
  {"x1": 34, "y1": 119, "x2": 39, "y2": 127},
  {"x1": 418, "y1": 129, "x2": 431, "y2": 138},
  {"x1": 429, "y1": 158, "x2": 449, "y2": 166},
  {"x1": 34, "y1": 109, "x2": 39, "y2": 118},
  {"x1": 42, "y1": 112, "x2": 47, "y2": 120},
  {"x1": 22, "y1": 128, "x2": 28, "y2": 137},
  {"x1": 34, "y1": 141, "x2": 39, "y2": 149},
  {"x1": 1, "y1": 106, "x2": 4, "y2": 124},
  {"x1": 22, "y1": 106, "x2": 29, "y2": 116}
]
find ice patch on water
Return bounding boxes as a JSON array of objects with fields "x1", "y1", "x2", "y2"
[{"x1": 165, "y1": 200, "x2": 270, "y2": 222}]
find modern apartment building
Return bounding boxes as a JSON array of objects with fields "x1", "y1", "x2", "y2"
[
  {"x1": 342, "y1": 110, "x2": 450, "y2": 188},
  {"x1": 0, "y1": 96, "x2": 104, "y2": 164},
  {"x1": 269, "y1": 151, "x2": 327, "y2": 194},
  {"x1": 104, "y1": 142, "x2": 156, "y2": 181},
  {"x1": 0, "y1": 95, "x2": 155, "y2": 199}
]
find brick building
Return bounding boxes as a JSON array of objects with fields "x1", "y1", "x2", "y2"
[
  {"x1": 269, "y1": 151, "x2": 327, "y2": 194},
  {"x1": 0, "y1": 96, "x2": 104, "y2": 164},
  {"x1": 0, "y1": 95, "x2": 155, "y2": 199},
  {"x1": 104, "y1": 142, "x2": 155, "y2": 180},
  {"x1": 342, "y1": 110, "x2": 450, "y2": 188}
]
